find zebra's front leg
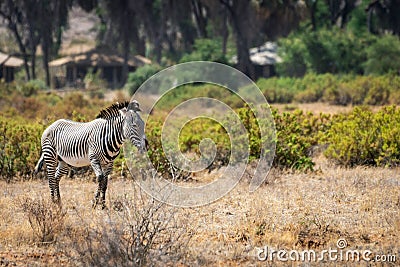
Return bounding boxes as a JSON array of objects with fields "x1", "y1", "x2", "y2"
[
  {"x1": 99, "y1": 162, "x2": 113, "y2": 208},
  {"x1": 90, "y1": 159, "x2": 106, "y2": 209}
]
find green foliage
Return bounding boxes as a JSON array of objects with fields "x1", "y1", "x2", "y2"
[
  {"x1": 2, "y1": 78, "x2": 400, "y2": 181},
  {"x1": 256, "y1": 77, "x2": 297, "y2": 103},
  {"x1": 180, "y1": 38, "x2": 227, "y2": 63},
  {"x1": 364, "y1": 34, "x2": 400, "y2": 75},
  {"x1": 125, "y1": 64, "x2": 162, "y2": 95},
  {"x1": 145, "y1": 105, "x2": 322, "y2": 175},
  {"x1": 277, "y1": 28, "x2": 377, "y2": 76},
  {"x1": 272, "y1": 108, "x2": 330, "y2": 171},
  {"x1": 256, "y1": 74, "x2": 400, "y2": 106},
  {"x1": 0, "y1": 117, "x2": 46, "y2": 180},
  {"x1": 154, "y1": 84, "x2": 244, "y2": 111},
  {"x1": 18, "y1": 79, "x2": 48, "y2": 97},
  {"x1": 324, "y1": 106, "x2": 400, "y2": 167},
  {"x1": 276, "y1": 37, "x2": 307, "y2": 77}
]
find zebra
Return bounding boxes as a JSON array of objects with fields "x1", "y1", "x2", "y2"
[{"x1": 34, "y1": 100, "x2": 146, "y2": 208}]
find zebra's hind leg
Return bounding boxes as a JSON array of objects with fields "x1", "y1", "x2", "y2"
[{"x1": 43, "y1": 148, "x2": 59, "y2": 204}]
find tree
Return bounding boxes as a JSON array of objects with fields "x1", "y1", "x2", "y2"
[
  {"x1": 0, "y1": 0, "x2": 33, "y2": 79},
  {"x1": 220, "y1": 0, "x2": 254, "y2": 79},
  {"x1": 38, "y1": 0, "x2": 71, "y2": 86},
  {"x1": 0, "y1": 0, "x2": 71, "y2": 84},
  {"x1": 100, "y1": 0, "x2": 138, "y2": 84},
  {"x1": 366, "y1": 0, "x2": 400, "y2": 36}
]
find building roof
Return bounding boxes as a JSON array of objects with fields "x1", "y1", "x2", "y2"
[
  {"x1": 231, "y1": 42, "x2": 282, "y2": 66},
  {"x1": 49, "y1": 46, "x2": 151, "y2": 67},
  {"x1": 0, "y1": 52, "x2": 24, "y2": 67}
]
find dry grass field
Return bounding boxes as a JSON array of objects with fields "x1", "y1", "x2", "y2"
[
  {"x1": 1, "y1": 101, "x2": 399, "y2": 266},
  {"x1": 1, "y1": 162, "x2": 399, "y2": 266}
]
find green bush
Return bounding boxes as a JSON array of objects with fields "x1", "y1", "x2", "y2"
[
  {"x1": 256, "y1": 77, "x2": 297, "y2": 103},
  {"x1": 294, "y1": 73, "x2": 337, "y2": 103},
  {"x1": 125, "y1": 64, "x2": 162, "y2": 95},
  {"x1": 272, "y1": 109, "x2": 330, "y2": 170},
  {"x1": 179, "y1": 38, "x2": 228, "y2": 64},
  {"x1": 364, "y1": 34, "x2": 400, "y2": 75},
  {"x1": 18, "y1": 79, "x2": 48, "y2": 97},
  {"x1": 324, "y1": 106, "x2": 400, "y2": 167},
  {"x1": 0, "y1": 117, "x2": 45, "y2": 180},
  {"x1": 277, "y1": 28, "x2": 371, "y2": 76}
]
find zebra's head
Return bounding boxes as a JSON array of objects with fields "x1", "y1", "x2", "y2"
[{"x1": 120, "y1": 100, "x2": 146, "y2": 153}]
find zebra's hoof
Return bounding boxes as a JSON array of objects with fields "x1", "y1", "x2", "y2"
[{"x1": 91, "y1": 199, "x2": 107, "y2": 210}]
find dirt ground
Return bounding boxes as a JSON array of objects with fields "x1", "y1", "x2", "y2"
[{"x1": 1, "y1": 162, "x2": 399, "y2": 266}]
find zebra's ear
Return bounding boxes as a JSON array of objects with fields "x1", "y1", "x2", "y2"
[{"x1": 119, "y1": 107, "x2": 128, "y2": 117}]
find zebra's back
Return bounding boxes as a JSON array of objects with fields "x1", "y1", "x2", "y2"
[{"x1": 42, "y1": 119, "x2": 97, "y2": 167}]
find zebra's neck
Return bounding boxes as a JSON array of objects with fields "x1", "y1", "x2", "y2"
[{"x1": 104, "y1": 116, "x2": 125, "y2": 154}]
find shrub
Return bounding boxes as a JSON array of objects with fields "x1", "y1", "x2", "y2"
[
  {"x1": 18, "y1": 197, "x2": 66, "y2": 244},
  {"x1": 125, "y1": 64, "x2": 162, "y2": 95},
  {"x1": 18, "y1": 79, "x2": 48, "y2": 97},
  {"x1": 324, "y1": 106, "x2": 400, "y2": 167},
  {"x1": 277, "y1": 28, "x2": 370, "y2": 76},
  {"x1": 64, "y1": 192, "x2": 189, "y2": 266},
  {"x1": 363, "y1": 77, "x2": 390, "y2": 105},
  {"x1": 179, "y1": 38, "x2": 228, "y2": 63},
  {"x1": 272, "y1": 108, "x2": 330, "y2": 170},
  {"x1": 256, "y1": 77, "x2": 297, "y2": 103},
  {"x1": 322, "y1": 86, "x2": 351, "y2": 105},
  {"x1": 294, "y1": 73, "x2": 337, "y2": 103},
  {"x1": 84, "y1": 68, "x2": 108, "y2": 90},
  {"x1": 0, "y1": 117, "x2": 45, "y2": 180},
  {"x1": 364, "y1": 34, "x2": 400, "y2": 75}
]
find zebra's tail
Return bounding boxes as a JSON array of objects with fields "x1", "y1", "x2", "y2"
[{"x1": 34, "y1": 153, "x2": 45, "y2": 175}]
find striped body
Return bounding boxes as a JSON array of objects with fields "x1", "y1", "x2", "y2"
[
  {"x1": 42, "y1": 118, "x2": 124, "y2": 167},
  {"x1": 35, "y1": 101, "x2": 145, "y2": 208}
]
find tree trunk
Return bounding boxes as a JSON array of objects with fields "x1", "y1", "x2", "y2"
[
  {"x1": 192, "y1": 0, "x2": 208, "y2": 38},
  {"x1": 42, "y1": 39, "x2": 51, "y2": 87},
  {"x1": 122, "y1": 30, "x2": 129, "y2": 86},
  {"x1": 221, "y1": 0, "x2": 255, "y2": 79},
  {"x1": 31, "y1": 49, "x2": 36, "y2": 80},
  {"x1": 11, "y1": 24, "x2": 31, "y2": 80},
  {"x1": 131, "y1": 22, "x2": 146, "y2": 56},
  {"x1": 308, "y1": 0, "x2": 318, "y2": 31}
]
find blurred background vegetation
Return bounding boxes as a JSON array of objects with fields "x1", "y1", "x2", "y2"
[
  {"x1": 1, "y1": 0, "x2": 400, "y2": 180},
  {"x1": 0, "y1": 0, "x2": 399, "y2": 86}
]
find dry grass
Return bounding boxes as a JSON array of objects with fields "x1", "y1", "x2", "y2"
[{"x1": 0, "y1": 165, "x2": 399, "y2": 266}]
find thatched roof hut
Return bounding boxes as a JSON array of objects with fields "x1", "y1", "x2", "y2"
[
  {"x1": 49, "y1": 46, "x2": 151, "y2": 89},
  {"x1": 0, "y1": 52, "x2": 24, "y2": 82}
]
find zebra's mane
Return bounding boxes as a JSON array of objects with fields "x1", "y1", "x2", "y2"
[{"x1": 96, "y1": 101, "x2": 129, "y2": 119}]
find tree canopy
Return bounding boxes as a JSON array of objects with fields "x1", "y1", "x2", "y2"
[{"x1": 0, "y1": 0, "x2": 399, "y2": 85}]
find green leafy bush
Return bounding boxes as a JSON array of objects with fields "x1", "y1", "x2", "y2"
[
  {"x1": 125, "y1": 64, "x2": 162, "y2": 95},
  {"x1": 18, "y1": 79, "x2": 48, "y2": 97},
  {"x1": 272, "y1": 109, "x2": 330, "y2": 170},
  {"x1": 179, "y1": 38, "x2": 227, "y2": 63},
  {"x1": 256, "y1": 77, "x2": 297, "y2": 103},
  {"x1": 324, "y1": 106, "x2": 400, "y2": 167},
  {"x1": 277, "y1": 29, "x2": 371, "y2": 76},
  {"x1": 0, "y1": 117, "x2": 45, "y2": 180},
  {"x1": 364, "y1": 34, "x2": 400, "y2": 75}
]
